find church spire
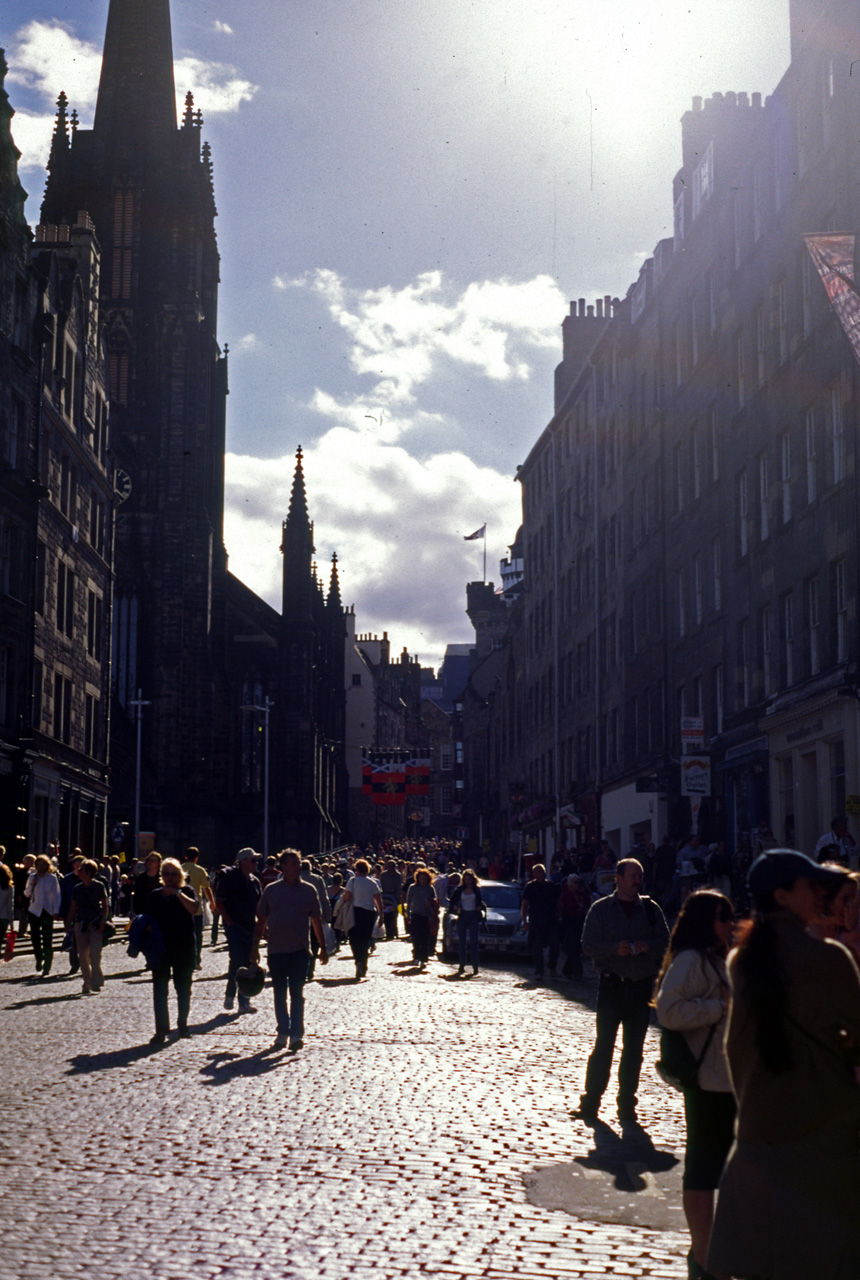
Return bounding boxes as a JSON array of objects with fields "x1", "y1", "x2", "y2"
[
  {"x1": 327, "y1": 553, "x2": 342, "y2": 612},
  {"x1": 284, "y1": 446, "x2": 312, "y2": 540},
  {"x1": 92, "y1": 0, "x2": 177, "y2": 154},
  {"x1": 282, "y1": 447, "x2": 315, "y2": 624},
  {"x1": 46, "y1": 91, "x2": 70, "y2": 177}
]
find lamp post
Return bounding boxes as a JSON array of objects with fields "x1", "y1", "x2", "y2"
[
  {"x1": 129, "y1": 689, "x2": 150, "y2": 860},
  {"x1": 241, "y1": 697, "x2": 274, "y2": 857}
]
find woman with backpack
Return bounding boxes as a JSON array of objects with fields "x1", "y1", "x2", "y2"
[{"x1": 654, "y1": 889, "x2": 734, "y2": 1280}]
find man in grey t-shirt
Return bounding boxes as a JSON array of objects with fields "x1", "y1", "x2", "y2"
[{"x1": 251, "y1": 849, "x2": 327, "y2": 1050}]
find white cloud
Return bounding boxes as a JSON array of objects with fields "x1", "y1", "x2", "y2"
[
  {"x1": 224, "y1": 268, "x2": 558, "y2": 667},
  {"x1": 290, "y1": 268, "x2": 565, "y2": 404},
  {"x1": 214, "y1": 21, "x2": 234, "y2": 35},
  {"x1": 8, "y1": 110, "x2": 55, "y2": 173},
  {"x1": 7, "y1": 21, "x2": 103, "y2": 111},
  {"x1": 232, "y1": 333, "x2": 260, "y2": 354},
  {"x1": 174, "y1": 56, "x2": 257, "y2": 115}
]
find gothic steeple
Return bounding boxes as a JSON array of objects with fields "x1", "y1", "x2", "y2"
[
  {"x1": 92, "y1": 0, "x2": 177, "y2": 157},
  {"x1": 327, "y1": 553, "x2": 342, "y2": 612},
  {"x1": 46, "y1": 92, "x2": 70, "y2": 179},
  {"x1": 282, "y1": 448, "x2": 315, "y2": 623}
]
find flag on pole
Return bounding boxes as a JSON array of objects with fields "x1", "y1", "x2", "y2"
[
  {"x1": 464, "y1": 524, "x2": 486, "y2": 541},
  {"x1": 361, "y1": 754, "x2": 407, "y2": 805},
  {"x1": 404, "y1": 757, "x2": 431, "y2": 795},
  {"x1": 804, "y1": 233, "x2": 860, "y2": 365}
]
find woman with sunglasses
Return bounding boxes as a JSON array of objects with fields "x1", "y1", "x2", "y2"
[{"x1": 655, "y1": 889, "x2": 734, "y2": 1280}]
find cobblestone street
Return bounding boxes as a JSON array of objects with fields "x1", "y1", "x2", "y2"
[{"x1": 0, "y1": 931, "x2": 690, "y2": 1280}]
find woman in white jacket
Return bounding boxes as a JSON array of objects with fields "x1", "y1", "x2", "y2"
[
  {"x1": 655, "y1": 890, "x2": 734, "y2": 1280},
  {"x1": 24, "y1": 855, "x2": 62, "y2": 977}
]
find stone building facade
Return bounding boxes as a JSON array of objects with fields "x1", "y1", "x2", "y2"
[
  {"x1": 464, "y1": 0, "x2": 860, "y2": 863},
  {"x1": 0, "y1": 56, "x2": 113, "y2": 861}
]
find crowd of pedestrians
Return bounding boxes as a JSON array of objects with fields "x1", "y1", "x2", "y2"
[{"x1": 2, "y1": 825, "x2": 860, "y2": 1279}]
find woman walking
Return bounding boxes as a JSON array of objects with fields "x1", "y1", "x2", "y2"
[
  {"x1": 342, "y1": 859, "x2": 383, "y2": 980},
  {"x1": 68, "y1": 859, "x2": 109, "y2": 994},
  {"x1": 708, "y1": 850, "x2": 860, "y2": 1279},
  {"x1": 655, "y1": 890, "x2": 734, "y2": 1280},
  {"x1": 144, "y1": 858, "x2": 198, "y2": 1044},
  {"x1": 406, "y1": 867, "x2": 438, "y2": 970},
  {"x1": 448, "y1": 869, "x2": 484, "y2": 976},
  {"x1": 24, "y1": 855, "x2": 61, "y2": 976}
]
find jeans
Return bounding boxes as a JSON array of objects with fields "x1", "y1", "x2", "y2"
[
  {"x1": 560, "y1": 917, "x2": 584, "y2": 978},
  {"x1": 269, "y1": 949, "x2": 308, "y2": 1037},
  {"x1": 29, "y1": 911, "x2": 55, "y2": 974},
  {"x1": 581, "y1": 974, "x2": 653, "y2": 1112},
  {"x1": 224, "y1": 922, "x2": 253, "y2": 1000},
  {"x1": 74, "y1": 922, "x2": 104, "y2": 991},
  {"x1": 349, "y1": 907, "x2": 377, "y2": 976},
  {"x1": 193, "y1": 916, "x2": 204, "y2": 966},
  {"x1": 151, "y1": 960, "x2": 193, "y2": 1033},
  {"x1": 383, "y1": 909, "x2": 398, "y2": 940},
  {"x1": 457, "y1": 911, "x2": 480, "y2": 968}
]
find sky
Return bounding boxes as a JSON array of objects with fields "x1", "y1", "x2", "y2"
[{"x1": 1, "y1": 0, "x2": 791, "y2": 670}]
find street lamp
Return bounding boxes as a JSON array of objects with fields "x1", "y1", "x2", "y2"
[
  {"x1": 129, "y1": 688, "x2": 150, "y2": 860},
  {"x1": 241, "y1": 696, "x2": 274, "y2": 857}
]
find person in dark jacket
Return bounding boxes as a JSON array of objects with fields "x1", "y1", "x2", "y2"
[
  {"x1": 133, "y1": 852, "x2": 163, "y2": 916},
  {"x1": 448, "y1": 870, "x2": 485, "y2": 976},
  {"x1": 144, "y1": 858, "x2": 198, "y2": 1045},
  {"x1": 216, "y1": 848, "x2": 262, "y2": 1012}
]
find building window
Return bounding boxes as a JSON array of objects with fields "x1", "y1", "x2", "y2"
[
  {"x1": 762, "y1": 606, "x2": 772, "y2": 697},
  {"x1": 831, "y1": 384, "x2": 845, "y2": 484},
  {"x1": 677, "y1": 568, "x2": 686, "y2": 639},
  {"x1": 783, "y1": 592, "x2": 794, "y2": 686},
  {"x1": 776, "y1": 278, "x2": 788, "y2": 365},
  {"x1": 440, "y1": 742, "x2": 453, "y2": 771},
  {"x1": 56, "y1": 562, "x2": 75, "y2": 638},
  {"x1": 806, "y1": 411, "x2": 817, "y2": 504},
  {"x1": 808, "y1": 577, "x2": 820, "y2": 675},
  {"x1": 53, "y1": 672, "x2": 72, "y2": 744},
  {"x1": 351, "y1": 673, "x2": 361, "y2": 686},
  {"x1": 86, "y1": 590, "x2": 103, "y2": 658},
  {"x1": 714, "y1": 664, "x2": 724, "y2": 735},
  {"x1": 713, "y1": 537, "x2": 722, "y2": 613},
  {"x1": 112, "y1": 187, "x2": 134, "y2": 299},
  {"x1": 740, "y1": 620, "x2": 750, "y2": 708},
  {"x1": 759, "y1": 452, "x2": 769, "y2": 541},
  {"x1": 781, "y1": 433, "x2": 792, "y2": 524},
  {"x1": 84, "y1": 693, "x2": 98, "y2": 758},
  {"x1": 438, "y1": 785, "x2": 453, "y2": 816},
  {"x1": 693, "y1": 142, "x2": 714, "y2": 219},
  {"x1": 756, "y1": 303, "x2": 766, "y2": 388},
  {"x1": 739, "y1": 470, "x2": 749, "y2": 557},
  {"x1": 693, "y1": 554, "x2": 703, "y2": 627},
  {"x1": 835, "y1": 559, "x2": 847, "y2": 663},
  {"x1": 692, "y1": 673, "x2": 703, "y2": 718},
  {"x1": 33, "y1": 657, "x2": 43, "y2": 732}
]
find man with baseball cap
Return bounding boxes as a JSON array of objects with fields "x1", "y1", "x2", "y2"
[{"x1": 216, "y1": 848, "x2": 262, "y2": 1012}]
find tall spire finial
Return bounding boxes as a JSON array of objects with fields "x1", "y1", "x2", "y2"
[
  {"x1": 327, "y1": 552, "x2": 343, "y2": 611},
  {"x1": 47, "y1": 92, "x2": 70, "y2": 175}
]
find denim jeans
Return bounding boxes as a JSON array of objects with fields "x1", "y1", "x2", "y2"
[
  {"x1": 269, "y1": 949, "x2": 309, "y2": 1037},
  {"x1": 457, "y1": 911, "x2": 480, "y2": 968},
  {"x1": 224, "y1": 922, "x2": 253, "y2": 1000},
  {"x1": 151, "y1": 961, "x2": 193, "y2": 1033},
  {"x1": 581, "y1": 974, "x2": 653, "y2": 1112}
]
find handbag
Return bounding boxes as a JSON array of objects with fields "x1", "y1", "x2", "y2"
[{"x1": 655, "y1": 1024, "x2": 716, "y2": 1091}]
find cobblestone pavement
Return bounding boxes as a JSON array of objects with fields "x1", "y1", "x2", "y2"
[{"x1": 0, "y1": 927, "x2": 690, "y2": 1280}]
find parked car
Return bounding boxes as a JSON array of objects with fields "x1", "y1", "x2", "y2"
[{"x1": 440, "y1": 880, "x2": 529, "y2": 960}]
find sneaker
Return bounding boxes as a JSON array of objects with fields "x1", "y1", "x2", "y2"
[
  {"x1": 274, "y1": 1034, "x2": 288, "y2": 1048},
  {"x1": 223, "y1": 995, "x2": 235, "y2": 1011},
  {"x1": 289, "y1": 1038, "x2": 304, "y2": 1051}
]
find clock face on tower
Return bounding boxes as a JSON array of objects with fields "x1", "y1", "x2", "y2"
[{"x1": 115, "y1": 469, "x2": 132, "y2": 503}]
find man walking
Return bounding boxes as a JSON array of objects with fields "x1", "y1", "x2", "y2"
[
  {"x1": 182, "y1": 847, "x2": 216, "y2": 969},
  {"x1": 521, "y1": 863, "x2": 560, "y2": 978},
  {"x1": 216, "y1": 848, "x2": 262, "y2": 1012},
  {"x1": 574, "y1": 858, "x2": 668, "y2": 1124},
  {"x1": 252, "y1": 849, "x2": 327, "y2": 1050}
]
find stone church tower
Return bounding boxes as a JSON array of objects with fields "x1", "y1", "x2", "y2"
[{"x1": 35, "y1": 0, "x2": 347, "y2": 858}]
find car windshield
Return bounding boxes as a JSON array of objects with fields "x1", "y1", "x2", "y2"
[{"x1": 482, "y1": 886, "x2": 521, "y2": 910}]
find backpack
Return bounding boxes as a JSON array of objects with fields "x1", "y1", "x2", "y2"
[{"x1": 655, "y1": 1024, "x2": 716, "y2": 1092}]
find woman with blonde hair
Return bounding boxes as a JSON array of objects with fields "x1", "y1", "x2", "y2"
[
  {"x1": 25, "y1": 854, "x2": 61, "y2": 976},
  {"x1": 68, "y1": 859, "x2": 108, "y2": 995},
  {"x1": 143, "y1": 857, "x2": 198, "y2": 1044}
]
